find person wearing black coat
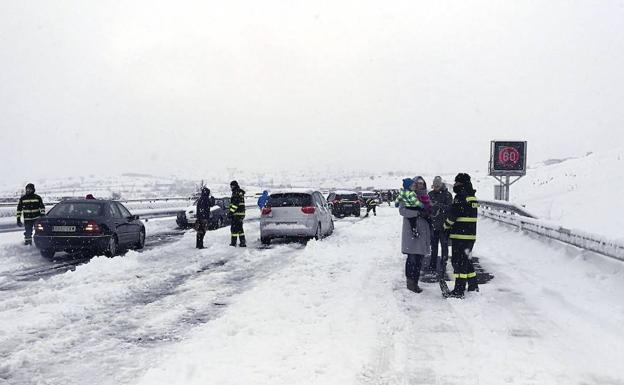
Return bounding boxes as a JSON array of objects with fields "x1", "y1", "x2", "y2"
[
  {"x1": 195, "y1": 187, "x2": 215, "y2": 249},
  {"x1": 16, "y1": 183, "x2": 45, "y2": 245},
  {"x1": 228, "y1": 181, "x2": 246, "y2": 247},
  {"x1": 428, "y1": 176, "x2": 453, "y2": 274},
  {"x1": 443, "y1": 173, "x2": 479, "y2": 298}
]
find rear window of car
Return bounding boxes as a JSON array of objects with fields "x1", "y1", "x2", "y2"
[
  {"x1": 47, "y1": 202, "x2": 103, "y2": 218},
  {"x1": 268, "y1": 193, "x2": 312, "y2": 207},
  {"x1": 336, "y1": 194, "x2": 358, "y2": 200}
]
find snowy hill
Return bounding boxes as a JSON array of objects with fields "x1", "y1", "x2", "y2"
[{"x1": 471, "y1": 148, "x2": 624, "y2": 240}]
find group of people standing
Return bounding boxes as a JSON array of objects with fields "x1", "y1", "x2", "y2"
[
  {"x1": 194, "y1": 180, "x2": 247, "y2": 249},
  {"x1": 397, "y1": 173, "x2": 478, "y2": 298}
]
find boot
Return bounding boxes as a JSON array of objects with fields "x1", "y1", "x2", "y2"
[
  {"x1": 447, "y1": 278, "x2": 466, "y2": 298},
  {"x1": 24, "y1": 239, "x2": 32, "y2": 246},
  {"x1": 467, "y1": 276, "x2": 479, "y2": 292},
  {"x1": 239, "y1": 235, "x2": 247, "y2": 248},
  {"x1": 230, "y1": 236, "x2": 237, "y2": 247},
  {"x1": 406, "y1": 279, "x2": 423, "y2": 293}
]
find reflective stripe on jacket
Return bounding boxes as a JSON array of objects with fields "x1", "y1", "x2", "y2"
[
  {"x1": 17, "y1": 194, "x2": 45, "y2": 221},
  {"x1": 444, "y1": 195, "x2": 477, "y2": 241}
]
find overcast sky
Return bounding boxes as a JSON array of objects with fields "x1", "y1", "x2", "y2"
[{"x1": 1, "y1": 0, "x2": 623, "y2": 185}]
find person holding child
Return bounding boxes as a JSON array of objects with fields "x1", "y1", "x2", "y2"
[{"x1": 397, "y1": 176, "x2": 432, "y2": 293}]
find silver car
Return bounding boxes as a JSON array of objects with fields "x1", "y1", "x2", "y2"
[{"x1": 259, "y1": 189, "x2": 334, "y2": 245}]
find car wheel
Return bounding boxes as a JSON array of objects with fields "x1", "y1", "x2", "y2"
[
  {"x1": 105, "y1": 235, "x2": 118, "y2": 257},
  {"x1": 135, "y1": 230, "x2": 145, "y2": 250},
  {"x1": 40, "y1": 249, "x2": 55, "y2": 259},
  {"x1": 261, "y1": 237, "x2": 271, "y2": 245}
]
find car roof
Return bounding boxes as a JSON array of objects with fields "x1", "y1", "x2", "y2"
[
  {"x1": 270, "y1": 188, "x2": 316, "y2": 195},
  {"x1": 58, "y1": 199, "x2": 110, "y2": 204},
  {"x1": 332, "y1": 190, "x2": 358, "y2": 195}
]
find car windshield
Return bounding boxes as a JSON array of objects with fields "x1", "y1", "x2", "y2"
[
  {"x1": 268, "y1": 193, "x2": 312, "y2": 207},
  {"x1": 336, "y1": 194, "x2": 358, "y2": 200},
  {"x1": 48, "y1": 202, "x2": 103, "y2": 218}
]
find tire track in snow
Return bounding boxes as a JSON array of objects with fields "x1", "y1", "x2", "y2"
[{"x1": 0, "y1": 215, "x2": 365, "y2": 385}]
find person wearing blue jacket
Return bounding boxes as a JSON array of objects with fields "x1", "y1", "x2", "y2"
[{"x1": 257, "y1": 190, "x2": 269, "y2": 210}]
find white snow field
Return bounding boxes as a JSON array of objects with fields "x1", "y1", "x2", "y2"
[{"x1": 1, "y1": 206, "x2": 623, "y2": 385}]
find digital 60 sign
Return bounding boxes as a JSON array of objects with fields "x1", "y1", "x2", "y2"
[{"x1": 489, "y1": 141, "x2": 527, "y2": 176}]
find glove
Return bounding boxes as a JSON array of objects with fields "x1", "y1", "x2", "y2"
[{"x1": 17, "y1": 219, "x2": 23, "y2": 227}]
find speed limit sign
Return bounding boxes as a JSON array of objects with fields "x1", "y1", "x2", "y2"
[{"x1": 489, "y1": 141, "x2": 527, "y2": 176}]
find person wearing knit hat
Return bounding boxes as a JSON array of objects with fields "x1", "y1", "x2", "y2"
[
  {"x1": 228, "y1": 180, "x2": 247, "y2": 247},
  {"x1": 443, "y1": 172, "x2": 479, "y2": 297}
]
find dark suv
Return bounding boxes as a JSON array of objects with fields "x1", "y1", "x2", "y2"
[{"x1": 327, "y1": 191, "x2": 361, "y2": 218}]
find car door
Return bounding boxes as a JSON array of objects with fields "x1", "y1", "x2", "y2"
[
  {"x1": 107, "y1": 202, "x2": 128, "y2": 244},
  {"x1": 318, "y1": 193, "x2": 332, "y2": 234},
  {"x1": 115, "y1": 202, "x2": 139, "y2": 246},
  {"x1": 313, "y1": 192, "x2": 329, "y2": 233}
]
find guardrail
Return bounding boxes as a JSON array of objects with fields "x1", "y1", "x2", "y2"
[
  {"x1": 478, "y1": 200, "x2": 624, "y2": 262},
  {"x1": 477, "y1": 199, "x2": 537, "y2": 218}
]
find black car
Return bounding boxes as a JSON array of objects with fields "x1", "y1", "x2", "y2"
[
  {"x1": 327, "y1": 191, "x2": 361, "y2": 218},
  {"x1": 176, "y1": 197, "x2": 231, "y2": 230},
  {"x1": 33, "y1": 199, "x2": 145, "y2": 259}
]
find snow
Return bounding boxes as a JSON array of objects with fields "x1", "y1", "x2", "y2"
[
  {"x1": 133, "y1": 208, "x2": 624, "y2": 385},
  {"x1": 1, "y1": 149, "x2": 624, "y2": 384},
  {"x1": 472, "y1": 147, "x2": 624, "y2": 240}
]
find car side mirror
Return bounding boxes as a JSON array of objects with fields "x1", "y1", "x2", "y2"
[{"x1": 128, "y1": 215, "x2": 139, "y2": 221}]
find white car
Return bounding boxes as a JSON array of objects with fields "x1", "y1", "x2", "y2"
[
  {"x1": 259, "y1": 189, "x2": 334, "y2": 245},
  {"x1": 176, "y1": 197, "x2": 231, "y2": 230}
]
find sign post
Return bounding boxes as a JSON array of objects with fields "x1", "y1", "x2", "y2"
[{"x1": 488, "y1": 141, "x2": 527, "y2": 201}]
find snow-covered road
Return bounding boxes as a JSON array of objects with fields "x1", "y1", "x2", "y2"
[{"x1": 1, "y1": 208, "x2": 623, "y2": 385}]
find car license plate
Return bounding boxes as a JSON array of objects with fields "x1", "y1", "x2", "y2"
[{"x1": 53, "y1": 226, "x2": 76, "y2": 232}]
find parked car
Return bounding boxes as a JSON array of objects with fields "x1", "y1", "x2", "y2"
[
  {"x1": 327, "y1": 190, "x2": 360, "y2": 218},
  {"x1": 176, "y1": 197, "x2": 231, "y2": 230},
  {"x1": 260, "y1": 189, "x2": 334, "y2": 245},
  {"x1": 33, "y1": 199, "x2": 145, "y2": 259}
]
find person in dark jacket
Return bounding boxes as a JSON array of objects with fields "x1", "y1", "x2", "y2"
[
  {"x1": 16, "y1": 183, "x2": 45, "y2": 245},
  {"x1": 257, "y1": 190, "x2": 269, "y2": 210},
  {"x1": 195, "y1": 187, "x2": 215, "y2": 249},
  {"x1": 363, "y1": 195, "x2": 379, "y2": 217},
  {"x1": 428, "y1": 176, "x2": 453, "y2": 274},
  {"x1": 443, "y1": 173, "x2": 479, "y2": 298},
  {"x1": 228, "y1": 181, "x2": 246, "y2": 247}
]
